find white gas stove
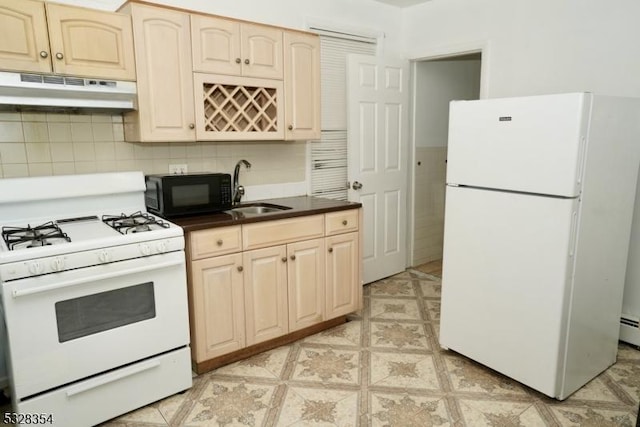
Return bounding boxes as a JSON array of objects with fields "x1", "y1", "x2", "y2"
[{"x1": 0, "y1": 172, "x2": 192, "y2": 427}]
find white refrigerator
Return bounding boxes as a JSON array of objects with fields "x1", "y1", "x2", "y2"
[{"x1": 439, "y1": 92, "x2": 640, "y2": 400}]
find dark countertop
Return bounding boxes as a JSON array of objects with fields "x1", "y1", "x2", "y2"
[{"x1": 171, "y1": 196, "x2": 362, "y2": 233}]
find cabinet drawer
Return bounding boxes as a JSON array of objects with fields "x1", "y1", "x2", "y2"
[
  {"x1": 189, "y1": 226, "x2": 242, "y2": 260},
  {"x1": 325, "y1": 209, "x2": 359, "y2": 236},
  {"x1": 243, "y1": 215, "x2": 324, "y2": 250}
]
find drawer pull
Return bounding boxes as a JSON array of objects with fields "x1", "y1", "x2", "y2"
[
  {"x1": 328, "y1": 248, "x2": 333, "y2": 253},
  {"x1": 342, "y1": 220, "x2": 348, "y2": 226},
  {"x1": 237, "y1": 266, "x2": 244, "y2": 272},
  {"x1": 281, "y1": 257, "x2": 287, "y2": 263},
  {"x1": 55, "y1": 52, "x2": 64, "y2": 60},
  {"x1": 39, "y1": 51, "x2": 49, "y2": 58},
  {"x1": 290, "y1": 254, "x2": 296, "y2": 261},
  {"x1": 216, "y1": 239, "x2": 223, "y2": 246}
]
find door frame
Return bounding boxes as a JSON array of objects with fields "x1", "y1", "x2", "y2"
[{"x1": 407, "y1": 40, "x2": 490, "y2": 267}]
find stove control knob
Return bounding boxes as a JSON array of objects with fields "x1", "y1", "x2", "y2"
[
  {"x1": 98, "y1": 250, "x2": 111, "y2": 263},
  {"x1": 50, "y1": 257, "x2": 65, "y2": 272},
  {"x1": 139, "y1": 243, "x2": 152, "y2": 256},
  {"x1": 28, "y1": 261, "x2": 44, "y2": 275},
  {"x1": 156, "y1": 241, "x2": 168, "y2": 253}
]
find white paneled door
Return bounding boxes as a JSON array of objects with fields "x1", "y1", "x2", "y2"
[{"x1": 347, "y1": 54, "x2": 409, "y2": 284}]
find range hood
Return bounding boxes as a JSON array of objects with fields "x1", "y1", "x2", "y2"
[{"x1": 0, "y1": 71, "x2": 137, "y2": 111}]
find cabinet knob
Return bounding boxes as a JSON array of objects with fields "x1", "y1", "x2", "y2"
[
  {"x1": 235, "y1": 58, "x2": 241, "y2": 64},
  {"x1": 328, "y1": 248, "x2": 333, "y2": 253},
  {"x1": 288, "y1": 124, "x2": 293, "y2": 130},
  {"x1": 290, "y1": 254, "x2": 296, "y2": 261},
  {"x1": 237, "y1": 266, "x2": 244, "y2": 272},
  {"x1": 244, "y1": 59, "x2": 250, "y2": 65},
  {"x1": 342, "y1": 220, "x2": 348, "y2": 226},
  {"x1": 189, "y1": 123, "x2": 195, "y2": 129},
  {"x1": 281, "y1": 257, "x2": 287, "y2": 263},
  {"x1": 216, "y1": 239, "x2": 223, "y2": 246},
  {"x1": 55, "y1": 52, "x2": 64, "y2": 60},
  {"x1": 39, "y1": 51, "x2": 49, "y2": 59}
]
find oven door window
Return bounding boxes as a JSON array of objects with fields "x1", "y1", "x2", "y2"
[{"x1": 55, "y1": 282, "x2": 156, "y2": 343}]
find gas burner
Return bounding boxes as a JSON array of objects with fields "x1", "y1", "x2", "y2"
[
  {"x1": 2, "y1": 222, "x2": 71, "y2": 251},
  {"x1": 102, "y1": 212, "x2": 169, "y2": 235}
]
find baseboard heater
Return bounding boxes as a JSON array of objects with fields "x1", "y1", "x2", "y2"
[{"x1": 620, "y1": 314, "x2": 640, "y2": 347}]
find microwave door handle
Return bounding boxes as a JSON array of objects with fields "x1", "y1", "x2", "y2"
[{"x1": 12, "y1": 259, "x2": 184, "y2": 298}]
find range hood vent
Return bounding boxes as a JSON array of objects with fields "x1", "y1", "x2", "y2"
[{"x1": 0, "y1": 71, "x2": 137, "y2": 111}]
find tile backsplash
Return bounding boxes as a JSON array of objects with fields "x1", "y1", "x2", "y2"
[{"x1": 0, "y1": 111, "x2": 306, "y2": 186}]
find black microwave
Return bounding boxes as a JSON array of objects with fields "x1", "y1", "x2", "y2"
[{"x1": 145, "y1": 173, "x2": 232, "y2": 218}]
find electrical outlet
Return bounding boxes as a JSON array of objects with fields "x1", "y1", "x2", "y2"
[{"x1": 169, "y1": 164, "x2": 188, "y2": 175}]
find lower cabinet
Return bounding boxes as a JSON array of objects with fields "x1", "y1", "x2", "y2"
[
  {"x1": 190, "y1": 253, "x2": 245, "y2": 361},
  {"x1": 187, "y1": 209, "x2": 361, "y2": 371},
  {"x1": 326, "y1": 232, "x2": 360, "y2": 319},
  {"x1": 243, "y1": 245, "x2": 288, "y2": 346}
]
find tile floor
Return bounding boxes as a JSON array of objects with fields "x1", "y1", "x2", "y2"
[{"x1": 97, "y1": 261, "x2": 640, "y2": 426}]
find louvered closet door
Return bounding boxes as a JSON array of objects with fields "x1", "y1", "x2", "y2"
[{"x1": 310, "y1": 35, "x2": 376, "y2": 200}]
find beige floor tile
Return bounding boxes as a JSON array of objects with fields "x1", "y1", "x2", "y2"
[
  {"x1": 369, "y1": 321, "x2": 429, "y2": 350},
  {"x1": 419, "y1": 279, "x2": 442, "y2": 298},
  {"x1": 276, "y1": 387, "x2": 359, "y2": 426},
  {"x1": 303, "y1": 319, "x2": 362, "y2": 347},
  {"x1": 369, "y1": 278, "x2": 416, "y2": 297},
  {"x1": 457, "y1": 399, "x2": 544, "y2": 427},
  {"x1": 566, "y1": 376, "x2": 627, "y2": 403},
  {"x1": 370, "y1": 393, "x2": 452, "y2": 426},
  {"x1": 213, "y1": 345, "x2": 292, "y2": 380},
  {"x1": 370, "y1": 351, "x2": 440, "y2": 390},
  {"x1": 549, "y1": 405, "x2": 638, "y2": 426},
  {"x1": 182, "y1": 381, "x2": 275, "y2": 426},
  {"x1": 369, "y1": 298, "x2": 422, "y2": 321},
  {"x1": 606, "y1": 361, "x2": 640, "y2": 404},
  {"x1": 444, "y1": 354, "x2": 528, "y2": 395},
  {"x1": 291, "y1": 348, "x2": 360, "y2": 385}
]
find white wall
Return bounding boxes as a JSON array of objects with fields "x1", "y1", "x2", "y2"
[
  {"x1": 415, "y1": 59, "x2": 481, "y2": 148},
  {"x1": 58, "y1": 0, "x2": 403, "y2": 54},
  {"x1": 402, "y1": 0, "x2": 640, "y2": 98}
]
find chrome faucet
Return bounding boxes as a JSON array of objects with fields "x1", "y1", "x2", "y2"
[{"x1": 232, "y1": 159, "x2": 251, "y2": 204}]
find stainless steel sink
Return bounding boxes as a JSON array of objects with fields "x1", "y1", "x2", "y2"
[{"x1": 227, "y1": 203, "x2": 291, "y2": 216}]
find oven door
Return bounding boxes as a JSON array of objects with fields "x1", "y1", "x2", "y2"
[{"x1": 2, "y1": 251, "x2": 190, "y2": 400}]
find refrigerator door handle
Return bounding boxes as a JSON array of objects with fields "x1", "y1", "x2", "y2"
[{"x1": 569, "y1": 211, "x2": 579, "y2": 256}]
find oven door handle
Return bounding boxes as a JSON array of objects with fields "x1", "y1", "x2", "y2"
[
  {"x1": 65, "y1": 358, "x2": 161, "y2": 397},
  {"x1": 12, "y1": 259, "x2": 184, "y2": 298}
]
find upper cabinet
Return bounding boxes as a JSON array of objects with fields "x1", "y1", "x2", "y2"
[
  {"x1": 0, "y1": 0, "x2": 50, "y2": 73},
  {"x1": 284, "y1": 31, "x2": 321, "y2": 141},
  {"x1": 192, "y1": 15, "x2": 283, "y2": 80},
  {"x1": 0, "y1": 0, "x2": 135, "y2": 80},
  {"x1": 120, "y1": 2, "x2": 319, "y2": 142},
  {"x1": 123, "y1": 3, "x2": 195, "y2": 142}
]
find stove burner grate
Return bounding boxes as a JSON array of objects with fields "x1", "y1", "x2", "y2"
[
  {"x1": 2, "y1": 222, "x2": 71, "y2": 250},
  {"x1": 102, "y1": 211, "x2": 169, "y2": 235}
]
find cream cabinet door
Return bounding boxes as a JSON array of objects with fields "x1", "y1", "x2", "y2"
[
  {"x1": 243, "y1": 246, "x2": 288, "y2": 345},
  {"x1": 284, "y1": 31, "x2": 321, "y2": 140},
  {"x1": 287, "y1": 238, "x2": 325, "y2": 331},
  {"x1": 124, "y1": 4, "x2": 195, "y2": 142},
  {"x1": 242, "y1": 23, "x2": 283, "y2": 79},
  {"x1": 0, "y1": 0, "x2": 51, "y2": 73},
  {"x1": 45, "y1": 3, "x2": 135, "y2": 80},
  {"x1": 191, "y1": 14, "x2": 241, "y2": 75},
  {"x1": 326, "y1": 232, "x2": 360, "y2": 319},
  {"x1": 190, "y1": 253, "x2": 245, "y2": 361}
]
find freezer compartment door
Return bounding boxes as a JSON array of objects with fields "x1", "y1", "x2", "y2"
[
  {"x1": 439, "y1": 186, "x2": 577, "y2": 398},
  {"x1": 447, "y1": 93, "x2": 590, "y2": 197}
]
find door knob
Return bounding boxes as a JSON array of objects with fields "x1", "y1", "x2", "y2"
[
  {"x1": 352, "y1": 181, "x2": 363, "y2": 190},
  {"x1": 55, "y1": 52, "x2": 64, "y2": 60}
]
